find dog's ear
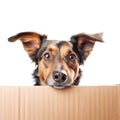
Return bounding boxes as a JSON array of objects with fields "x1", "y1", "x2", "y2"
[
  {"x1": 8, "y1": 32, "x2": 47, "y2": 58},
  {"x1": 70, "y1": 32, "x2": 103, "y2": 61}
]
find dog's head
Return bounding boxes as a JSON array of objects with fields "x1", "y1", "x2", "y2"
[{"x1": 8, "y1": 32, "x2": 103, "y2": 88}]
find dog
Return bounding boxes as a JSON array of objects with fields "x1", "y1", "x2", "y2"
[{"x1": 8, "y1": 32, "x2": 103, "y2": 88}]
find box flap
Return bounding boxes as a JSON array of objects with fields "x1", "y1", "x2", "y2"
[
  {"x1": 0, "y1": 87, "x2": 19, "y2": 120},
  {"x1": 0, "y1": 86, "x2": 120, "y2": 120},
  {"x1": 19, "y1": 86, "x2": 120, "y2": 120}
]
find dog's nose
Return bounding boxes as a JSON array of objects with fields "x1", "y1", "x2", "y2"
[{"x1": 53, "y1": 71, "x2": 67, "y2": 82}]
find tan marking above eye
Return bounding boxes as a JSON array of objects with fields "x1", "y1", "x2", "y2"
[
  {"x1": 47, "y1": 45, "x2": 59, "y2": 56},
  {"x1": 60, "y1": 44, "x2": 72, "y2": 57},
  {"x1": 59, "y1": 43, "x2": 77, "y2": 60}
]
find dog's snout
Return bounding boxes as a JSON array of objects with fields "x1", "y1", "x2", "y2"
[{"x1": 53, "y1": 71, "x2": 67, "y2": 82}]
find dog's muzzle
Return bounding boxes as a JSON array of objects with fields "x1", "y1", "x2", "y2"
[
  {"x1": 46, "y1": 69, "x2": 73, "y2": 89},
  {"x1": 53, "y1": 71, "x2": 67, "y2": 83},
  {"x1": 46, "y1": 70, "x2": 73, "y2": 89}
]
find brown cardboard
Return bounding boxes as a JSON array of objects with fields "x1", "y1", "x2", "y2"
[{"x1": 0, "y1": 86, "x2": 120, "y2": 120}]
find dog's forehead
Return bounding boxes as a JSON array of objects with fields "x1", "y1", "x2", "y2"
[
  {"x1": 43, "y1": 40, "x2": 73, "y2": 49},
  {"x1": 37, "y1": 40, "x2": 73, "y2": 59}
]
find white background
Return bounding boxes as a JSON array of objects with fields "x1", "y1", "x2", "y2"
[{"x1": 0, "y1": 0, "x2": 120, "y2": 85}]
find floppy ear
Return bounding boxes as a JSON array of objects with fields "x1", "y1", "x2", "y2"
[
  {"x1": 70, "y1": 32, "x2": 103, "y2": 61},
  {"x1": 8, "y1": 32, "x2": 47, "y2": 58}
]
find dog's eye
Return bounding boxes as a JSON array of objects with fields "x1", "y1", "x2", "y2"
[
  {"x1": 68, "y1": 54, "x2": 76, "y2": 61},
  {"x1": 43, "y1": 52, "x2": 54, "y2": 61},
  {"x1": 44, "y1": 53, "x2": 50, "y2": 59},
  {"x1": 44, "y1": 53, "x2": 49, "y2": 58}
]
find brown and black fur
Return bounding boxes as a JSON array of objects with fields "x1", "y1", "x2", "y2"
[{"x1": 8, "y1": 32, "x2": 103, "y2": 88}]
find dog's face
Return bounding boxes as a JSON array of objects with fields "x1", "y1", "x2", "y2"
[
  {"x1": 8, "y1": 32, "x2": 103, "y2": 88},
  {"x1": 37, "y1": 40, "x2": 80, "y2": 88}
]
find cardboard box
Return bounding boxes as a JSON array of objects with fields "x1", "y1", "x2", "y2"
[{"x1": 0, "y1": 86, "x2": 120, "y2": 120}]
